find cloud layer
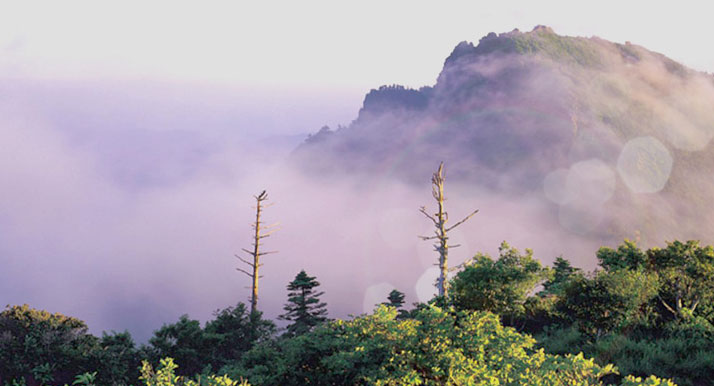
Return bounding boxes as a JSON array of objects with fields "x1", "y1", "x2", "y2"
[{"x1": 3, "y1": 28, "x2": 714, "y2": 343}]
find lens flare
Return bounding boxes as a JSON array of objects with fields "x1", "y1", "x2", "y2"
[
  {"x1": 362, "y1": 282, "x2": 396, "y2": 314},
  {"x1": 617, "y1": 136, "x2": 673, "y2": 193},
  {"x1": 415, "y1": 266, "x2": 440, "y2": 303}
]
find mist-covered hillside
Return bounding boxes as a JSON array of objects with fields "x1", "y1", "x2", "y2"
[{"x1": 293, "y1": 26, "x2": 714, "y2": 246}]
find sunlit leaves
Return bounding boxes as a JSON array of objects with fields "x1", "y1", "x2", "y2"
[{"x1": 140, "y1": 357, "x2": 249, "y2": 386}]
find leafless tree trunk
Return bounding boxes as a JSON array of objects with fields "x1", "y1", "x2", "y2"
[
  {"x1": 419, "y1": 163, "x2": 478, "y2": 298},
  {"x1": 236, "y1": 190, "x2": 278, "y2": 314}
]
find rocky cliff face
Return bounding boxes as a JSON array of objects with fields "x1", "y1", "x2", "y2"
[{"x1": 292, "y1": 26, "x2": 714, "y2": 245}]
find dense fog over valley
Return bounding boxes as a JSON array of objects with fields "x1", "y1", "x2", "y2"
[{"x1": 2, "y1": 9, "x2": 714, "y2": 344}]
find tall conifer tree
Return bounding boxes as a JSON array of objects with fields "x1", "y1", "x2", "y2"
[{"x1": 279, "y1": 270, "x2": 328, "y2": 336}]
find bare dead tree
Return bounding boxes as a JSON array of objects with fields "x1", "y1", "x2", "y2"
[
  {"x1": 419, "y1": 163, "x2": 478, "y2": 298},
  {"x1": 236, "y1": 190, "x2": 278, "y2": 314}
]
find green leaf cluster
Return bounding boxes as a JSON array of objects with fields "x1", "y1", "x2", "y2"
[
  {"x1": 145, "y1": 304, "x2": 275, "y2": 376},
  {"x1": 139, "y1": 358, "x2": 248, "y2": 386},
  {"x1": 224, "y1": 305, "x2": 674, "y2": 386},
  {"x1": 0, "y1": 304, "x2": 97, "y2": 386},
  {"x1": 450, "y1": 241, "x2": 551, "y2": 323}
]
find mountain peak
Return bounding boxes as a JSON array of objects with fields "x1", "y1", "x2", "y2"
[
  {"x1": 293, "y1": 26, "x2": 714, "y2": 245},
  {"x1": 355, "y1": 84, "x2": 432, "y2": 120},
  {"x1": 445, "y1": 26, "x2": 602, "y2": 68},
  {"x1": 531, "y1": 25, "x2": 554, "y2": 34}
]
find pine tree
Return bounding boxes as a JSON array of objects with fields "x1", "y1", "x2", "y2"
[
  {"x1": 382, "y1": 289, "x2": 405, "y2": 309},
  {"x1": 381, "y1": 289, "x2": 409, "y2": 319},
  {"x1": 279, "y1": 270, "x2": 328, "y2": 336},
  {"x1": 542, "y1": 256, "x2": 580, "y2": 295}
]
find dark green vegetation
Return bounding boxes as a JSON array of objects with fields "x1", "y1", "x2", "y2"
[
  {"x1": 4, "y1": 240, "x2": 714, "y2": 385},
  {"x1": 278, "y1": 270, "x2": 328, "y2": 337}
]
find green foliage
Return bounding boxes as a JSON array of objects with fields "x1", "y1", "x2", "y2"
[
  {"x1": 89, "y1": 331, "x2": 141, "y2": 386},
  {"x1": 382, "y1": 289, "x2": 405, "y2": 309},
  {"x1": 228, "y1": 305, "x2": 679, "y2": 386},
  {"x1": 519, "y1": 295, "x2": 563, "y2": 333},
  {"x1": 31, "y1": 363, "x2": 54, "y2": 385},
  {"x1": 536, "y1": 325, "x2": 587, "y2": 356},
  {"x1": 647, "y1": 240, "x2": 714, "y2": 321},
  {"x1": 594, "y1": 239, "x2": 714, "y2": 323},
  {"x1": 0, "y1": 304, "x2": 98, "y2": 386},
  {"x1": 140, "y1": 358, "x2": 248, "y2": 386},
  {"x1": 146, "y1": 303, "x2": 274, "y2": 378},
  {"x1": 279, "y1": 270, "x2": 328, "y2": 336},
  {"x1": 6, "y1": 377, "x2": 26, "y2": 386},
  {"x1": 450, "y1": 241, "x2": 551, "y2": 322},
  {"x1": 381, "y1": 289, "x2": 409, "y2": 319},
  {"x1": 558, "y1": 270, "x2": 659, "y2": 336},
  {"x1": 6, "y1": 238, "x2": 709, "y2": 386},
  {"x1": 621, "y1": 375, "x2": 677, "y2": 386},
  {"x1": 512, "y1": 29, "x2": 602, "y2": 66},
  {"x1": 147, "y1": 315, "x2": 208, "y2": 377},
  {"x1": 472, "y1": 27, "x2": 603, "y2": 67},
  {"x1": 229, "y1": 320, "x2": 345, "y2": 385},
  {"x1": 72, "y1": 372, "x2": 96, "y2": 386},
  {"x1": 597, "y1": 240, "x2": 648, "y2": 272},
  {"x1": 541, "y1": 256, "x2": 581, "y2": 295},
  {"x1": 538, "y1": 326, "x2": 710, "y2": 386},
  {"x1": 203, "y1": 304, "x2": 275, "y2": 370},
  {"x1": 594, "y1": 334, "x2": 713, "y2": 386}
]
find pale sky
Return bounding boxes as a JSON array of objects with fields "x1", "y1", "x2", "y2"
[{"x1": 1, "y1": 1, "x2": 712, "y2": 92}]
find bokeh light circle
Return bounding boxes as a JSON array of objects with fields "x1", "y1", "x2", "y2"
[{"x1": 617, "y1": 136, "x2": 673, "y2": 193}]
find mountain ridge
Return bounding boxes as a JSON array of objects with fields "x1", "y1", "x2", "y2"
[{"x1": 292, "y1": 26, "x2": 714, "y2": 246}]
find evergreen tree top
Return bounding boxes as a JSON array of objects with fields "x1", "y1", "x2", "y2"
[
  {"x1": 286, "y1": 270, "x2": 322, "y2": 291},
  {"x1": 280, "y1": 270, "x2": 328, "y2": 336}
]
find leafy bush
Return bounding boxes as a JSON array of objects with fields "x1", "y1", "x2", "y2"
[
  {"x1": 90, "y1": 331, "x2": 141, "y2": 386},
  {"x1": 140, "y1": 358, "x2": 248, "y2": 386},
  {"x1": 0, "y1": 304, "x2": 98, "y2": 386},
  {"x1": 145, "y1": 304, "x2": 275, "y2": 377},
  {"x1": 537, "y1": 325, "x2": 712, "y2": 386},
  {"x1": 450, "y1": 242, "x2": 550, "y2": 322},
  {"x1": 558, "y1": 270, "x2": 659, "y2": 337},
  {"x1": 227, "y1": 305, "x2": 674, "y2": 386}
]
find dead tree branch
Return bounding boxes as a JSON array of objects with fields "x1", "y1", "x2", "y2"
[
  {"x1": 419, "y1": 162, "x2": 478, "y2": 298},
  {"x1": 238, "y1": 190, "x2": 278, "y2": 314}
]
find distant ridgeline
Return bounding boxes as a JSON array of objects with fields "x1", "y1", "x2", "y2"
[{"x1": 292, "y1": 26, "x2": 714, "y2": 246}]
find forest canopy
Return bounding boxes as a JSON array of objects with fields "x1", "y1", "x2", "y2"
[{"x1": 4, "y1": 239, "x2": 713, "y2": 386}]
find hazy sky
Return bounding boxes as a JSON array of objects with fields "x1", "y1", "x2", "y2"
[
  {"x1": 1, "y1": 1, "x2": 713, "y2": 341},
  {"x1": 2, "y1": 1, "x2": 711, "y2": 139},
  {"x1": 2, "y1": 1, "x2": 712, "y2": 95}
]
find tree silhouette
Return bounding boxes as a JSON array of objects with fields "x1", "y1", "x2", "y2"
[
  {"x1": 542, "y1": 256, "x2": 580, "y2": 295},
  {"x1": 279, "y1": 270, "x2": 328, "y2": 336},
  {"x1": 381, "y1": 289, "x2": 409, "y2": 319},
  {"x1": 382, "y1": 289, "x2": 405, "y2": 309}
]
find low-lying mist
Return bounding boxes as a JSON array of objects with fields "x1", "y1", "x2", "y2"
[
  {"x1": 3, "y1": 28, "x2": 714, "y2": 342},
  {"x1": 0, "y1": 78, "x2": 605, "y2": 342},
  {"x1": 294, "y1": 27, "x2": 714, "y2": 256}
]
